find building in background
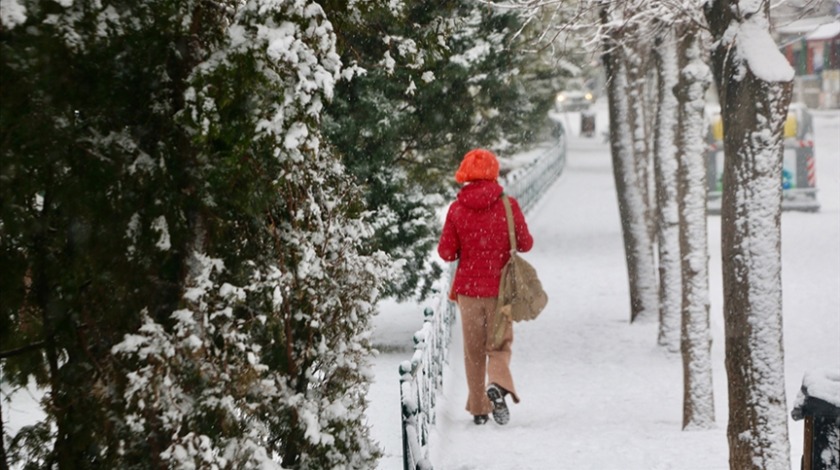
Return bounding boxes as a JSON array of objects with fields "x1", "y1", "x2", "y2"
[{"x1": 775, "y1": 0, "x2": 840, "y2": 108}]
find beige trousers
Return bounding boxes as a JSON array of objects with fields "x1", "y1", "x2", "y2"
[{"x1": 458, "y1": 295, "x2": 520, "y2": 416}]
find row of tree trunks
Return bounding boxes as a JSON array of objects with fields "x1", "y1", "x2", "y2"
[
  {"x1": 600, "y1": 0, "x2": 792, "y2": 467},
  {"x1": 600, "y1": 5, "x2": 659, "y2": 324},
  {"x1": 651, "y1": 14, "x2": 716, "y2": 433}
]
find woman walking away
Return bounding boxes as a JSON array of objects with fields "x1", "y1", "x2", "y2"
[{"x1": 437, "y1": 148, "x2": 534, "y2": 426}]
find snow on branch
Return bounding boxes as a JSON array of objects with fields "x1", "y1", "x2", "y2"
[{"x1": 0, "y1": 0, "x2": 27, "y2": 29}]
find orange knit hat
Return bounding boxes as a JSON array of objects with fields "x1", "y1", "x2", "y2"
[{"x1": 455, "y1": 148, "x2": 500, "y2": 184}]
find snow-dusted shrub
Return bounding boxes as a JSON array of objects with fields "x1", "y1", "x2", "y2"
[{"x1": 2, "y1": 0, "x2": 389, "y2": 467}]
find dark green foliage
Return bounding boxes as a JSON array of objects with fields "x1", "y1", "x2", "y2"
[
  {"x1": 1, "y1": 0, "x2": 224, "y2": 465},
  {"x1": 2, "y1": 0, "x2": 382, "y2": 468},
  {"x1": 323, "y1": 0, "x2": 557, "y2": 300},
  {"x1": 1, "y1": 0, "x2": 566, "y2": 468}
]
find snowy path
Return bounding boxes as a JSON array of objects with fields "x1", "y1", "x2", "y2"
[
  {"x1": 429, "y1": 132, "x2": 731, "y2": 469},
  {"x1": 368, "y1": 106, "x2": 839, "y2": 470},
  {"x1": 2, "y1": 109, "x2": 835, "y2": 470}
]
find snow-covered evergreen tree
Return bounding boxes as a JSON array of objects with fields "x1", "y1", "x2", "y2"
[
  {"x1": 324, "y1": 0, "x2": 560, "y2": 301},
  {"x1": 1, "y1": 0, "x2": 389, "y2": 467}
]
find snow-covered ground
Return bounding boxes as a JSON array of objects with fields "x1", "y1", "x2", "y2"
[
  {"x1": 367, "y1": 102, "x2": 840, "y2": 469},
  {"x1": 3, "y1": 103, "x2": 837, "y2": 469}
]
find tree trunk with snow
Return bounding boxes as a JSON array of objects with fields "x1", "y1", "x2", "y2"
[
  {"x1": 674, "y1": 28, "x2": 715, "y2": 430},
  {"x1": 705, "y1": 1, "x2": 793, "y2": 467},
  {"x1": 652, "y1": 26, "x2": 682, "y2": 352},
  {"x1": 625, "y1": 44, "x2": 656, "y2": 241},
  {"x1": 600, "y1": 5, "x2": 659, "y2": 323}
]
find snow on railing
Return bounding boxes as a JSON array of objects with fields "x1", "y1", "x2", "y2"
[
  {"x1": 399, "y1": 135, "x2": 566, "y2": 470},
  {"x1": 399, "y1": 281, "x2": 456, "y2": 470},
  {"x1": 504, "y1": 132, "x2": 567, "y2": 213}
]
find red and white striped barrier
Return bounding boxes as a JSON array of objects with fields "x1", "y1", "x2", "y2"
[{"x1": 807, "y1": 155, "x2": 817, "y2": 188}]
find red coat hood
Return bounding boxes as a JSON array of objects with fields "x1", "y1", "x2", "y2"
[
  {"x1": 456, "y1": 180, "x2": 504, "y2": 211},
  {"x1": 437, "y1": 180, "x2": 533, "y2": 298}
]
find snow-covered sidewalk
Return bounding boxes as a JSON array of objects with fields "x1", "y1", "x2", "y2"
[
  {"x1": 368, "y1": 105, "x2": 840, "y2": 469},
  {"x1": 428, "y1": 128, "x2": 733, "y2": 469}
]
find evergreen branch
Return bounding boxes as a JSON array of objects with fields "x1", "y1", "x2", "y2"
[{"x1": 0, "y1": 340, "x2": 46, "y2": 359}]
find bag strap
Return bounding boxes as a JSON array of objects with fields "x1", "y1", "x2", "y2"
[{"x1": 502, "y1": 195, "x2": 516, "y2": 253}]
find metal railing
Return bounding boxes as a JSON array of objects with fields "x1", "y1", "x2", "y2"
[
  {"x1": 399, "y1": 282, "x2": 456, "y2": 470},
  {"x1": 504, "y1": 133, "x2": 567, "y2": 213},
  {"x1": 399, "y1": 134, "x2": 567, "y2": 470}
]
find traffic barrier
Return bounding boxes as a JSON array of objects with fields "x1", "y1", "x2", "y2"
[
  {"x1": 705, "y1": 140, "x2": 820, "y2": 214},
  {"x1": 705, "y1": 103, "x2": 821, "y2": 213}
]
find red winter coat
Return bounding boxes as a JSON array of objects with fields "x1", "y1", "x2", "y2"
[{"x1": 437, "y1": 180, "x2": 533, "y2": 298}]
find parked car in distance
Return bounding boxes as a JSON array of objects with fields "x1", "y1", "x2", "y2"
[{"x1": 555, "y1": 89, "x2": 594, "y2": 112}]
